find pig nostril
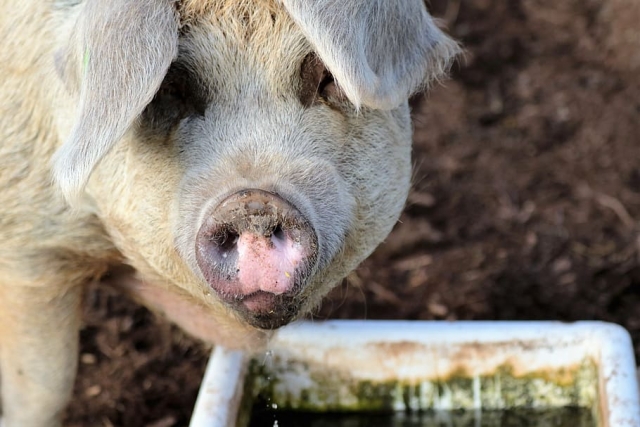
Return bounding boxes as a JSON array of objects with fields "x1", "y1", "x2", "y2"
[
  {"x1": 271, "y1": 224, "x2": 286, "y2": 242},
  {"x1": 211, "y1": 226, "x2": 239, "y2": 255}
]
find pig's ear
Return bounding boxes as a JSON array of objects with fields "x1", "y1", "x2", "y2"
[
  {"x1": 52, "y1": 0, "x2": 178, "y2": 203},
  {"x1": 282, "y1": 0, "x2": 461, "y2": 110}
]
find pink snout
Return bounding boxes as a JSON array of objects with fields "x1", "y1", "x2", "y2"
[{"x1": 195, "y1": 189, "x2": 317, "y2": 329}]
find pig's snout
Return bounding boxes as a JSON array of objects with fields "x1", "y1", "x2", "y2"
[{"x1": 195, "y1": 189, "x2": 318, "y2": 329}]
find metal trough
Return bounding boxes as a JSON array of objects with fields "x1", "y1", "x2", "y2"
[{"x1": 191, "y1": 321, "x2": 640, "y2": 426}]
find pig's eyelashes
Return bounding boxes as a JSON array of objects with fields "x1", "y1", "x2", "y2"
[
  {"x1": 317, "y1": 73, "x2": 339, "y2": 100},
  {"x1": 299, "y1": 53, "x2": 345, "y2": 108}
]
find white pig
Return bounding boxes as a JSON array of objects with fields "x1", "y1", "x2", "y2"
[{"x1": 0, "y1": 0, "x2": 459, "y2": 425}]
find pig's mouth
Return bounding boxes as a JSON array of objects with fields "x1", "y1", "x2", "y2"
[
  {"x1": 195, "y1": 189, "x2": 319, "y2": 330},
  {"x1": 228, "y1": 291, "x2": 300, "y2": 330}
]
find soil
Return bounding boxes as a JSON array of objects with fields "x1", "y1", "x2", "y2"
[{"x1": 64, "y1": 1, "x2": 640, "y2": 426}]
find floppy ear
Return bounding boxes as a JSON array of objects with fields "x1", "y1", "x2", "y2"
[
  {"x1": 282, "y1": 0, "x2": 461, "y2": 110},
  {"x1": 52, "y1": 0, "x2": 178, "y2": 203}
]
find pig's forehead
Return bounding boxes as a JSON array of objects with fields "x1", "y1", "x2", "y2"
[
  {"x1": 176, "y1": 0, "x2": 311, "y2": 91},
  {"x1": 177, "y1": 0, "x2": 285, "y2": 24}
]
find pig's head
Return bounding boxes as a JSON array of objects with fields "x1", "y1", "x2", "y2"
[{"x1": 51, "y1": 0, "x2": 459, "y2": 338}]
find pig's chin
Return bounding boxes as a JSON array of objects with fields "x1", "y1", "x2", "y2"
[{"x1": 226, "y1": 291, "x2": 301, "y2": 330}]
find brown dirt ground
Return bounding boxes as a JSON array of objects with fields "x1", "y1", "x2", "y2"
[{"x1": 64, "y1": 1, "x2": 640, "y2": 425}]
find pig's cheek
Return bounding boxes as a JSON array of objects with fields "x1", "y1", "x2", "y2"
[{"x1": 126, "y1": 279, "x2": 272, "y2": 350}]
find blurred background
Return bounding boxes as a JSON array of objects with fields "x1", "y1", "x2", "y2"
[{"x1": 66, "y1": 1, "x2": 640, "y2": 425}]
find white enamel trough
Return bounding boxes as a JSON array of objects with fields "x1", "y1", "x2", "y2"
[{"x1": 190, "y1": 321, "x2": 639, "y2": 427}]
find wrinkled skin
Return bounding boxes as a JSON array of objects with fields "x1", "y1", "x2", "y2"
[{"x1": 0, "y1": 0, "x2": 458, "y2": 425}]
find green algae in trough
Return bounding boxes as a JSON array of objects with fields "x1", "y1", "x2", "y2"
[
  {"x1": 246, "y1": 358, "x2": 598, "y2": 412},
  {"x1": 243, "y1": 356, "x2": 599, "y2": 425}
]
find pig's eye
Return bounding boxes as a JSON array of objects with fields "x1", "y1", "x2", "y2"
[
  {"x1": 140, "y1": 62, "x2": 208, "y2": 134},
  {"x1": 318, "y1": 72, "x2": 337, "y2": 99},
  {"x1": 299, "y1": 53, "x2": 345, "y2": 107}
]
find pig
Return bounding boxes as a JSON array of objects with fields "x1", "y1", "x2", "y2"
[{"x1": 0, "y1": 0, "x2": 459, "y2": 425}]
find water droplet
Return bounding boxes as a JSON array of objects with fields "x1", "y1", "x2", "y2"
[{"x1": 271, "y1": 403, "x2": 278, "y2": 409}]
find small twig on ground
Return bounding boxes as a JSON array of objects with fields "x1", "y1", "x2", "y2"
[
  {"x1": 594, "y1": 192, "x2": 637, "y2": 230},
  {"x1": 368, "y1": 281, "x2": 403, "y2": 305}
]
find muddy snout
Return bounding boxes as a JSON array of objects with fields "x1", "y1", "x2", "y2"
[{"x1": 195, "y1": 189, "x2": 318, "y2": 329}]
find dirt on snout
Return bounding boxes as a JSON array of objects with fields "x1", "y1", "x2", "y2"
[{"x1": 65, "y1": 1, "x2": 640, "y2": 426}]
